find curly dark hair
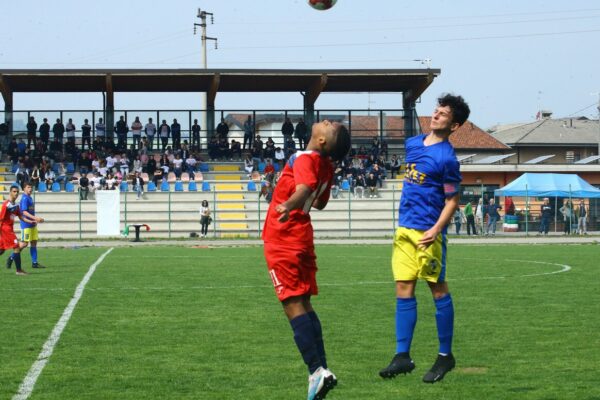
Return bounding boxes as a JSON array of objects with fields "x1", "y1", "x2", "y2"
[
  {"x1": 329, "y1": 124, "x2": 351, "y2": 162},
  {"x1": 438, "y1": 93, "x2": 470, "y2": 126}
]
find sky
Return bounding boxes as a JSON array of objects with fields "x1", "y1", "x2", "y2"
[{"x1": 1, "y1": 0, "x2": 600, "y2": 129}]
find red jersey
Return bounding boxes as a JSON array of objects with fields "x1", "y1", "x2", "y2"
[
  {"x1": 262, "y1": 151, "x2": 333, "y2": 245},
  {"x1": 0, "y1": 200, "x2": 20, "y2": 231}
]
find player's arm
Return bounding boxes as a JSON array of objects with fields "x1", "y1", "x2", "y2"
[
  {"x1": 22, "y1": 210, "x2": 44, "y2": 223},
  {"x1": 418, "y1": 193, "x2": 460, "y2": 250},
  {"x1": 275, "y1": 184, "x2": 312, "y2": 222}
]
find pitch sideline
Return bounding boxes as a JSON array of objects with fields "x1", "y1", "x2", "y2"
[{"x1": 12, "y1": 248, "x2": 114, "y2": 400}]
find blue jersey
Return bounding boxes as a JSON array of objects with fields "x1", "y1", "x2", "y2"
[
  {"x1": 19, "y1": 193, "x2": 35, "y2": 229},
  {"x1": 398, "y1": 134, "x2": 462, "y2": 231}
]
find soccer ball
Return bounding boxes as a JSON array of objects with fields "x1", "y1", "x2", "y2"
[{"x1": 308, "y1": 0, "x2": 337, "y2": 11}]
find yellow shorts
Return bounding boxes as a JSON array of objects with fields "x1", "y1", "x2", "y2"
[
  {"x1": 391, "y1": 227, "x2": 447, "y2": 283},
  {"x1": 21, "y1": 226, "x2": 39, "y2": 243}
]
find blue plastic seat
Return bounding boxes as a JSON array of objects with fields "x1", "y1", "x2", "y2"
[
  {"x1": 199, "y1": 163, "x2": 209, "y2": 172},
  {"x1": 174, "y1": 181, "x2": 184, "y2": 192},
  {"x1": 52, "y1": 163, "x2": 60, "y2": 173},
  {"x1": 341, "y1": 179, "x2": 350, "y2": 191},
  {"x1": 38, "y1": 182, "x2": 47, "y2": 193},
  {"x1": 202, "y1": 181, "x2": 211, "y2": 192},
  {"x1": 66, "y1": 163, "x2": 75, "y2": 174},
  {"x1": 51, "y1": 182, "x2": 61, "y2": 192},
  {"x1": 147, "y1": 181, "x2": 157, "y2": 192},
  {"x1": 188, "y1": 181, "x2": 198, "y2": 191},
  {"x1": 258, "y1": 162, "x2": 266, "y2": 173},
  {"x1": 119, "y1": 181, "x2": 128, "y2": 192},
  {"x1": 273, "y1": 163, "x2": 280, "y2": 172},
  {"x1": 11, "y1": 164, "x2": 18, "y2": 173},
  {"x1": 65, "y1": 182, "x2": 75, "y2": 192},
  {"x1": 160, "y1": 180, "x2": 170, "y2": 192},
  {"x1": 247, "y1": 181, "x2": 257, "y2": 191}
]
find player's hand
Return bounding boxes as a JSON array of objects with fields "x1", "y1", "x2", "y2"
[
  {"x1": 275, "y1": 203, "x2": 290, "y2": 223},
  {"x1": 417, "y1": 228, "x2": 439, "y2": 250},
  {"x1": 36, "y1": 216, "x2": 44, "y2": 223}
]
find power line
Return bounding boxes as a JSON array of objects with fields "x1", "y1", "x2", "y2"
[{"x1": 564, "y1": 102, "x2": 599, "y2": 117}]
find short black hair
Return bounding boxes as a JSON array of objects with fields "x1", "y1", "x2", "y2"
[
  {"x1": 438, "y1": 93, "x2": 470, "y2": 126},
  {"x1": 329, "y1": 124, "x2": 351, "y2": 162}
]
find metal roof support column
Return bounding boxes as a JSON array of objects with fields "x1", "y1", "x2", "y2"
[
  {"x1": 402, "y1": 93, "x2": 417, "y2": 139},
  {"x1": 303, "y1": 74, "x2": 328, "y2": 137},
  {"x1": 105, "y1": 74, "x2": 115, "y2": 143},
  {"x1": 0, "y1": 74, "x2": 13, "y2": 136},
  {"x1": 207, "y1": 73, "x2": 220, "y2": 138}
]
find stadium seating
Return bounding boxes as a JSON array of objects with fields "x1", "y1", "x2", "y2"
[
  {"x1": 247, "y1": 181, "x2": 257, "y2": 191},
  {"x1": 52, "y1": 163, "x2": 60, "y2": 173},
  {"x1": 341, "y1": 180, "x2": 350, "y2": 191},
  {"x1": 38, "y1": 182, "x2": 47, "y2": 193},
  {"x1": 147, "y1": 181, "x2": 157, "y2": 192},
  {"x1": 160, "y1": 180, "x2": 170, "y2": 192},
  {"x1": 188, "y1": 181, "x2": 198, "y2": 191},
  {"x1": 174, "y1": 181, "x2": 184, "y2": 192},
  {"x1": 11, "y1": 164, "x2": 18, "y2": 173},
  {"x1": 51, "y1": 182, "x2": 61, "y2": 192},
  {"x1": 181, "y1": 172, "x2": 190, "y2": 182},
  {"x1": 120, "y1": 182, "x2": 128, "y2": 192},
  {"x1": 258, "y1": 162, "x2": 266, "y2": 173},
  {"x1": 202, "y1": 181, "x2": 211, "y2": 192},
  {"x1": 273, "y1": 163, "x2": 280, "y2": 172},
  {"x1": 199, "y1": 163, "x2": 209, "y2": 173},
  {"x1": 65, "y1": 182, "x2": 75, "y2": 192},
  {"x1": 66, "y1": 163, "x2": 75, "y2": 174}
]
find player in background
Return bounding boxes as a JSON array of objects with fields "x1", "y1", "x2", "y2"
[
  {"x1": 6, "y1": 182, "x2": 46, "y2": 270},
  {"x1": 379, "y1": 94, "x2": 470, "y2": 384},
  {"x1": 1, "y1": 184, "x2": 37, "y2": 275},
  {"x1": 262, "y1": 120, "x2": 350, "y2": 400}
]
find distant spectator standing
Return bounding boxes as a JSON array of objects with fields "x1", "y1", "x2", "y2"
[
  {"x1": 131, "y1": 116, "x2": 143, "y2": 149},
  {"x1": 159, "y1": 120, "x2": 170, "y2": 151},
  {"x1": 65, "y1": 118, "x2": 76, "y2": 145},
  {"x1": 485, "y1": 198, "x2": 502, "y2": 236},
  {"x1": 216, "y1": 117, "x2": 229, "y2": 139},
  {"x1": 230, "y1": 139, "x2": 242, "y2": 160},
  {"x1": 26, "y1": 116, "x2": 37, "y2": 149},
  {"x1": 538, "y1": 197, "x2": 552, "y2": 235},
  {"x1": 52, "y1": 118, "x2": 65, "y2": 144},
  {"x1": 145, "y1": 118, "x2": 156, "y2": 151},
  {"x1": 453, "y1": 207, "x2": 465, "y2": 235},
  {"x1": 95, "y1": 118, "x2": 106, "y2": 141},
  {"x1": 560, "y1": 199, "x2": 574, "y2": 235},
  {"x1": 243, "y1": 115, "x2": 254, "y2": 150},
  {"x1": 464, "y1": 201, "x2": 477, "y2": 235},
  {"x1": 199, "y1": 199, "x2": 211, "y2": 238},
  {"x1": 191, "y1": 119, "x2": 201, "y2": 150},
  {"x1": 81, "y1": 119, "x2": 92, "y2": 150},
  {"x1": 281, "y1": 117, "x2": 294, "y2": 152},
  {"x1": 132, "y1": 172, "x2": 145, "y2": 200},
  {"x1": 79, "y1": 174, "x2": 89, "y2": 200},
  {"x1": 476, "y1": 198, "x2": 484, "y2": 232},
  {"x1": 171, "y1": 119, "x2": 181, "y2": 150},
  {"x1": 576, "y1": 199, "x2": 588, "y2": 235},
  {"x1": 294, "y1": 118, "x2": 308, "y2": 150},
  {"x1": 39, "y1": 118, "x2": 50, "y2": 148},
  {"x1": 115, "y1": 116, "x2": 129, "y2": 150}
]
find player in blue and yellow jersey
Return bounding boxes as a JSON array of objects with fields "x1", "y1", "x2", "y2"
[
  {"x1": 6, "y1": 182, "x2": 45, "y2": 270},
  {"x1": 379, "y1": 94, "x2": 470, "y2": 384}
]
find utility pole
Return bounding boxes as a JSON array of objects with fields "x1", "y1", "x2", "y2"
[{"x1": 194, "y1": 9, "x2": 217, "y2": 138}]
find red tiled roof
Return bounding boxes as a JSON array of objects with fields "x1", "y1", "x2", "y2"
[{"x1": 419, "y1": 117, "x2": 510, "y2": 150}]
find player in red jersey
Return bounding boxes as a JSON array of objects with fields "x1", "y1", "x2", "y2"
[
  {"x1": 1, "y1": 184, "x2": 35, "y2": 275},
  {"x1": 262, "y1": 120, "x2": 350, "y2": 400}
]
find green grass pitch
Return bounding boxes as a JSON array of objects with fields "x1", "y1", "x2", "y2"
[{"x1": 1, "y1": 244, "x2": 599, "y2": 399}]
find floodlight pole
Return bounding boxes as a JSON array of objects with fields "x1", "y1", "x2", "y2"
[{"x1": 194, "y1": 9, "x2": 217, "y2": 139}]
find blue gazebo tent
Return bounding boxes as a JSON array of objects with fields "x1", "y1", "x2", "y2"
[{"x1": 495, "y1": 173, "x2": 600, "y2": 198}]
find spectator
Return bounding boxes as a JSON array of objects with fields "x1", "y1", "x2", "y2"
[
  {"x1": 81, "y1": 119, "x2": 92, "y2": 150},
  {"x1": 120, "y1": 153, "x2": 130, "y2": 176},
  {"x1": 44, "y1": 168, "x2": 55, "y2": 187},
  {"x1": 132, "y1": 172, "x2": 145, "y2": 200},
  {"x1": 30, "y1": 165, "x2": 41, "y2": 190},
  {"x1": 366, "y1": 172, "x2": 378, "y2": 198},
  {"x1": 464, "y1": 201, "x2": 477, "y2": 235},
  {"x1": 243, "y1": 115, "x2": 254, "y2": 150},
  {"x1": 294, "y1": 118, "x2": 308, "y2": 150},
  {"x1": 476, "y1": 198, "x2": 484, "y2": 230},
  {"x1": 274, "y1": 147, "x2": 285, "y2": 168},
  {"x1": 230, "y1": 139, "x2": 242, "y2": 160},
  {"x1": 131, "y1": 116, "x2": 143, "y2": 149},
  {"x1": 244, "y1": 154, "x2": 254, "y2": 177},
  {"x1": 65, "y1": 118, "x2": 76, "y2": 145},
  {"x1": 453, "y1": 207, "x2": 465, "y2": 235},
  {"x1": 39, "y1": 118, "x2": 50, "y2": 148},
  {"x1": 538, "y1": 197, "x2": 552, "y2": 236},
  {"x1": 145, "y1": 118, "x2": 157, "y2": 151},
  {"x1": 207, "y1": 136, "x2": 219, "y2": 160},
  {"x1": 95, "y1": 118, "x2": 106, "y2": 141},
  {"x1": 390, "y1": 154, "x2": 401, "y2": 177},
  {"x1": 191, "y1": 119, "x2": 201, "y2": 150},
  {"x1": 370, "y1": 137, "x2": 381, "y2": 158},
  {"x1": 185, "y1": 154, "x2": 197, "y2": 180},
  {"x1": 281, "y1": 117, "x2": 294, "y2": 151},
  {"x1": 115, "y1": 116, "x2": 129, "y2": 151},
  {"x1": 199, "y1": 199, "x2": 211, "y2": 238},
  {"x1": 218, "y1": 137, "x2": 230, "y2": 160},
  {"x1": 133, "y1": 155, "x2": 143, "y2": 174},
  {"x1": 159, "y1": 120, "x2": 170, "y2": 151},
  {"x1": 79, "y1": 174, "x2": 89, "y2": 200},
  {"x1": 560, "y1": 199, "x2": 574, "y2": 235},
  {"x1": 15, "y1": 163, "x2": 30, "y2": 189},
  {"x1": 354, "y1": 174, "x2": 366, "y2": 199},
  {"x1": 485, "y1": 198, "x2": 502, "y2": 236},
  {"x1": 264, "y1": 137, "x2": 275, "y2": 159},
  {"x1": 56, "y1": 163, "x2": 67, "y2": 189},
  {"x1": 52, "y1": 118, "x2": 65, "y2": 143},
  {"x1": 284, "y1": 136, "x2": 297, "y2": 159},
  {"x1": 26, "y1": 116, "x2": 37, "y2": 149},
  {"x1": 216, "y1": 117, "x2": 229, "y2": 139},
  {"x1": 575, "y1": 199, "x2": 588, "y2": 235},
  {"x1": 371, "y1": 163, "x2": 385, "y2": 188},
  {"x1": 173, "y1": 154, "x2": 183, "y2": 179},
  {"x1": 171, "y1": 119, "x2": 181, "y2": 150}
]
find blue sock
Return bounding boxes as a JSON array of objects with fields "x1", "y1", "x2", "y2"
[
  {"x1": 434, "y1": 294, "x2": 454, "y2": 355},
  {"x1": 395, "y1": 297, "x2": 417, "y2": 354},
  {"x1": 13, "y1": 252, "x2": 22, "y2": 271},
  {"x1": 307, "y1": 311, "x2": 327, "y2": 369},
  {"x1": 290, "y1": 314, "x2": 321, "y2": 374},
  {"x1": 30, "y1": 247, "x2": 38, "y2": 264}
]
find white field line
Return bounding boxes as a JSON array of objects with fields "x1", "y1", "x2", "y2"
[{"x1": 12, "y1": 248, "x2": 114, "y2": 400}]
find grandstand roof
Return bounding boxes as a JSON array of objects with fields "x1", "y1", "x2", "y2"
[{"x1": 0, "y1": 68, "x2": 439, "y2": 94}]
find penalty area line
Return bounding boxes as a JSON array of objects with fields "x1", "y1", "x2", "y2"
[{"x1": 12, "y1": 248, "x2": 114, "y2": 400}]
